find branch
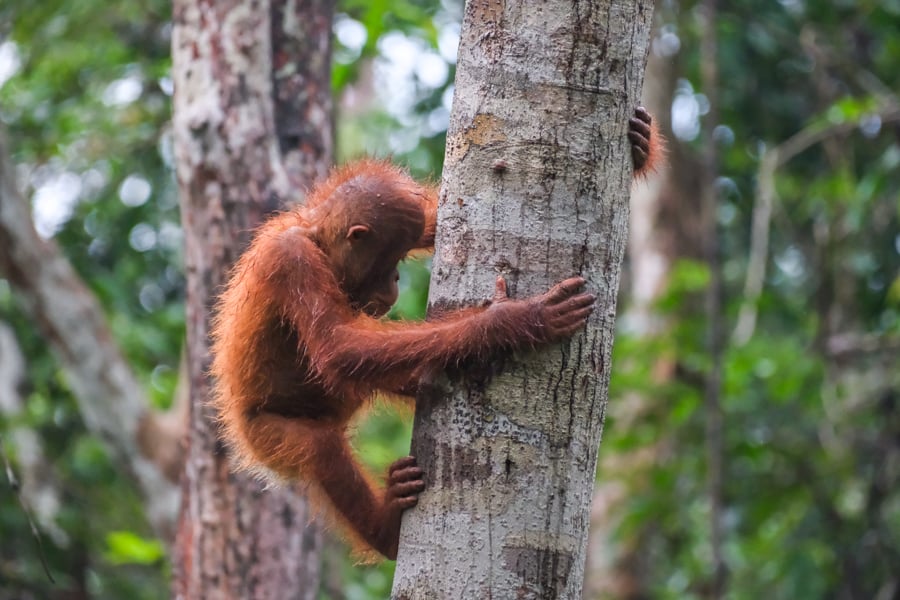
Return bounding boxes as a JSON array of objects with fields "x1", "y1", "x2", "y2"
[
  {"x1": 732, "y1": 105, "x2": 900, "y2": 346},
  {"x1": 0, "y1": 130, "x2": 181, "y2": 537},
  {"x1": 825, "y1": 332, "x2": 900, "y2": 361}
]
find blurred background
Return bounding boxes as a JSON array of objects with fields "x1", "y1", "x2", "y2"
[{"x1": 0, "y1": 0, "x2": 898, "y2": 598}]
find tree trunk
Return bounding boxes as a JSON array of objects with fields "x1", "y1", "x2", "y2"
[
  {"x1": 391, "y1": 1, "x2": 654, "y2": 598},
  {"x1": 171, "y1": 0, "x2": 333, "y2": 597}
]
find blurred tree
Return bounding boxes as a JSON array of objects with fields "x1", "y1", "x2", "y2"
[
  {"x1": 0, "y1": 129, "x2": 180, "y2": 535},
  {"x1": 170, "y1": 0, "x2": 334, "y2": 596},
  {"x1": 1, "y1": 0, "x2": 185, "y2": 596},
  {"x1": 594, "y1": 2, "x2": 900, "y2": 598}
]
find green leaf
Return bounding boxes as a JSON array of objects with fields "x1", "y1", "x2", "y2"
[{"x1": 104, "y1": 530, "x2": 165, "y2": 565}]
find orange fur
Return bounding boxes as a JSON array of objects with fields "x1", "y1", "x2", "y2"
[
  {"x1": 209, "y1": 112, "x2": 659, "y2": 560},
  {"x1": 638, "y1": 119, "x2": 665, "y2": 177},
  {"x1": 631, "y1": 106, "x2": 665, "y2": 180}
]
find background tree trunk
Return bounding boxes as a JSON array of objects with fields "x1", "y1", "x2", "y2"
[
  {"x1": 171, "y1": 0, "x2": 333, "y2": 597},
  {"x1": 392, "y1": 1, "x2": 654, "y2": 598}
]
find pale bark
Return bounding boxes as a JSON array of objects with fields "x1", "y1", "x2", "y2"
[
  {"x1": 392, "y1": 1, "x2": 654, "y2": 598},
  {"x1": 0, "y1": 131, "x2": 180, "y2": 538},
  {"x1": 171, "y1": 0, "x2": 332, "y2": 597}
]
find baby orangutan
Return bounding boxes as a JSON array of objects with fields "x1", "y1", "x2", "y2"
[{"x1": 210, "y1": 108, "x2": 660, "y2": 560}]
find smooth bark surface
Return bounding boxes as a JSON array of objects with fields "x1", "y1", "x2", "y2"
[
  {"x1": 392, "y1": 1, "x2": 654, "y2": 598},
  {"x1": 171, "y1": 0, "x2": 333, "y2": 597}
]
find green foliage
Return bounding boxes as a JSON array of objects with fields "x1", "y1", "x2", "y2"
[
  {"x1": 600, "y1": 2, "x2": 900, "y2": 596},
  {"x1": 104, "y1": 531, "x2": 165, "y2": 566},
  {"x1": 1, "y1": 0, "x2": 178, "y2": 595},
  {"x1": 390, "y1": 257, "x2": 432, "y2": 320}
]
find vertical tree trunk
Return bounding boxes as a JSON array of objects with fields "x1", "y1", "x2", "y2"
[
  {"x1": 171, "y1": 0, "x2": 333, "y2": 597},
  {"x1": 392, "y1": 1, "x2": 653, "y2": 598}
]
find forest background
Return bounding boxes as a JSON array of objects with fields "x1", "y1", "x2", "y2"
[{"x1": 0, "y1": 0, "x2": 898, "y2": 598}]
